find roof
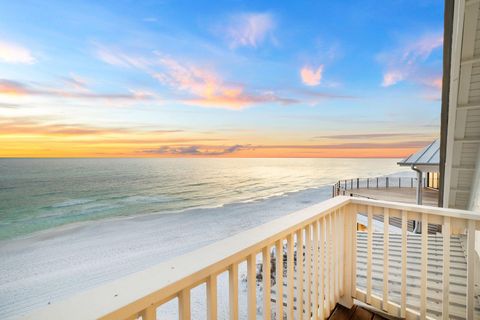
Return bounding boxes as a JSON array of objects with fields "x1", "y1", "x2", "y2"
[{"x1": 397, "y1": 139, "x2": 440, "y2": 167}]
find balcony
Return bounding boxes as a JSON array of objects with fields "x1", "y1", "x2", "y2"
[{"x1": 22, "y1": 196, "x2": 480, "y2": 320}]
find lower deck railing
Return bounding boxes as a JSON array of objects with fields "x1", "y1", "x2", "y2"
[{"x1": 23, "y1": 196, "x2": 480, "y2": 320}]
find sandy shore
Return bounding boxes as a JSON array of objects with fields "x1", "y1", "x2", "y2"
[{"x1": 0, "y1": 185, "x2": 332, "y2": 319}]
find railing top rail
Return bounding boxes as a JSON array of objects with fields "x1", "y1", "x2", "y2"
[
  {"x1": 351, "y1": 197, "x2": 480, "y2": 221},
  {"x1": 22, "y1": 196, "x2": 480, "y2": 320},
  {"x1": 22, "y1": 196, "x2": 350, "y2": 320}
]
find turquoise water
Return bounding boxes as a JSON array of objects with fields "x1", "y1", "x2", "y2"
[{"x1": 0, "y1": 158, "x2": 403, "y2": 240}]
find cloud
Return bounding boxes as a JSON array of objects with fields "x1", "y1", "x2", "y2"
[
  {"x1": 0, "y1": 79, "x2": 155, "y2": 101},
  {"x1": 0, "y1": 40, "x2": 36, "y2": 64},
  {"x1": 312, "y1": 133, "x2": 433, "y2": 140},
  {"x1": 379, "y1": 33, "x2": 443, "y2": 87},
  {"x1": 221, "y1": 13, "x2": 276, "y2": 48},
  {"x1": 300, "y1": 65, "x2": 324, "y2": 86},
  {"x1": 152, "y1": 53, "x2": 297, "y2": 109},
  {"x1": 144, "y1": 144, "x2": 251, "y2": 155}
]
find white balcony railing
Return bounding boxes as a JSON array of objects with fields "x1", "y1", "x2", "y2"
[{"x1": 22, "y1": 196, "x2": 480, "y2": 320}]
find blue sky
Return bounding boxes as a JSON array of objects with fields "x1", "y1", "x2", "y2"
[{"x1": 0, "y1": 0, "x2": 444, "y2": 157}]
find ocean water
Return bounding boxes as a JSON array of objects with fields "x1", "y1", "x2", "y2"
[{"x1": 0, "y1": 158, "x2": 404, "y2": 241}]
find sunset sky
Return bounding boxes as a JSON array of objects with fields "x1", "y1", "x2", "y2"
[{"x1": 0, "y1": 0, "x2": 443, "y2": 158}]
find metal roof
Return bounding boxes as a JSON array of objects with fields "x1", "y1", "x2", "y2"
[{"x1": 397, "y1": 139, "x2": 440, "y2": 166}]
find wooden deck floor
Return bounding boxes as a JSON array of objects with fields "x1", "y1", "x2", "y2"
[
  {"x1": 328, "y1": 304, "x2": 387, "y2": 320},
  {"x1": 347, "y1": 187, "x2": 438, "y2": 207}
]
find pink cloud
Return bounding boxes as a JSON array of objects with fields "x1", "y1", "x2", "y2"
[
  {"x1": 379, "y1": 33, "x2": 443, "y2": 87},
  {"x1": 0, "y1": 40, "x2": 36, "y2": 64},
  {"x1": 223, "y1": 13, "x2": 276, "y2": 48},
  {"x1": 300, "y1": 65, "x2": 324, "y2": 86}
]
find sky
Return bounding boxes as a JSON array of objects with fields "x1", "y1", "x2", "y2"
[{"x1": 0, "y1": 0, "x2": 444, "y2": 158}]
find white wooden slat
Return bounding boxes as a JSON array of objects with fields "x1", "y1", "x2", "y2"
[
  {"x1": 247, "y1": 254, "x2": 256, "y2": 320},
  {"x1": 324, "y1": 216, "x2": 330, "y2": 316},
  {"x1": 275, "y1": 240, "x2": 284, "y2": 320},
  {"x1": 312, "y1": 220, "x2": 319, "y2": 320},
  {"x1": 367, "y1": 206, "x2": 373, "y2": 304},
  {"x1": 382, "y1": 208, "x2": 389, "y2": 311},
  {"x1": 466, "y1": 220, "x2": 476, "y2": 320},
  {"x1": 262, "y1": 247, "x2": 271, "y2": 320},
  {"x1": 442, "y1": 216, "x2": 451, "y2": 320},
  {"x1": 305, "y1": 225, "x2": 312, "y2": 319},
  {"x1": 287, "y1": 234, "x2": 295, "y2": 319},
  {"x1": 319, "y1": 218, "x2": 325, "y2": 319},
  {"x1": 327, "y1": 214, "x2": 334, "y2": 313},
  {"x1": 296, "y1": 230, "x2": 304, "y2": 320},
  {"x1": 207, "y1": 275, "x2": 217, "y2": 320},
  {"x1": 229, "y1": 264, "x2": 239, "y2": 320},
  {"x1": 341, "y1": 205, "x2": 353, "y2": 309},
  {"x1": 141, "y1": 306, "x2": 156, "y2": 320},
  {"x1": 339, "y1": 208, "x2": 344, "y2": 296},
  {"x1": 401, "y1": 210, "x2": 407, "y2": 318},
  {"x1": 178, "y1": 289, "x2": 191, "y2": 320},
  {"x1": 351, "y1": 204, "x2": 357, "y2": 299},
  {"x1": 334, "y1": 210, "x2": 340, "y2": 302},
  {"x1": 331, "y1": 212, "x2": 337, "y2": 303},
  {"x1": 420, "y1": 213, "x2": 428, "y2": 319}
]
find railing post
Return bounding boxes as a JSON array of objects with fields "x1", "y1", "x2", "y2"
[
  {"x1": 399, "y1": 177, "x2": 401, "y2": 188},
  {"x1": 247, "y1": 254, "x2": 256, "y2": 320},
  {"x1": 229, "y1": 264, "x2": 239, "y2": 320},
  {"x1": 356, "y1": 178, "x2": 359, "y2": 189},
  {"x1": 466, "y1": 220, "x2": 476, "y2": 320},
  {"x1": 386, "y1": 177, "x2": 389, "y2": 188},
  {"x1": 376, "y1": 177, "x2": 379, "y2": 188},
  {"x1": 141, "y1": 306, "x2": 157, "y2": 320},
  {"x1": 350, "y1": 179, "x2": 353, "y2": 189},
  {"x1": 367, "y1": 179, "x2": 369, "y2": 189}
]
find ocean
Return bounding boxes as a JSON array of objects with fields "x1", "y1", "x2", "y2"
[{"x1": 0, "y1": 158, "x2": 405, "y2": 241}]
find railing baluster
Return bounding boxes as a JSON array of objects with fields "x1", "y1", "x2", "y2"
[
  {"x1": 275, "y1": 239, "x2": 284, "y2": 320},
  {"x1": 296, "y1": 229, "x2": 304, "y2": 320},
  {"x1": 312, "y1": 221, "x2": 319, "y2": 320},
  {"x1": 420, "y1": 213, "x2": 428, "y2": 319},
  {"x1": 247, "y1": 254, "x2": 256, "y2": 320},
  {"x1": 319, "y1": 218, "x2": 325, "y2": 319},
  {"x1": 207, "y1": 275, "x2": 217, "y2": 320},
  {"x1": 324, "y1": 215, "x2": 331, "y2": 316},
  {"x1": 339, "y1": 208, "x2": 344, "y2": 296},
  {"x1": 401, "y1": 210, "x2": 407, "y2": 318},
  {"x1": 382, "y1": 208, "x2": 389, "y2": 311},
  {"x1": 328, "y1": 214, "x2": 334, "y2": 312},
  {"x1": 442, "y1": 216, "x2": 450, "y2": 319},
  {"x1": 334, "y1": 210, "x2": 339, "y2": 302},
  {"x1": 141, "y1": 306, "x2": 156, "y2": 320},
  {"x1": 179, "y1": 289, "x2": 191, "y2": 320},
  {"x1": 467, "y1": 220, "x2": 475, "y2": 320},
  {"x1": 229, "y1": 264, "x2": 239, "y2": 320},
  {"x1": 351, "y1": 204, "x2": 357, "y2": 299},
  {"x1": 305, "y1": 226, "x2": 312, "y2": 318},
  {"x1": 287, "y1": 234, "x2": 295, "y2": 319},
  {"x1": 262, "y1": 247, "x2": 272, "y2": 320},
  {"x1": 366, "y1": 206, "x2": 373, "y2": 304}
]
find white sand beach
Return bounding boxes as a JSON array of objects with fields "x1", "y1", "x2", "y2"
[{"x1": 0, "y1": 186, "x2": 333, "y2": 319}]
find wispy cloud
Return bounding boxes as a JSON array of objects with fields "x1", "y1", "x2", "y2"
[
  {"x1": 378, "y1": 33, "x2": 443, "y2": 87},
  {"x1": 312, "y1": 133, "x2": 433, "y2": 140},
  {"x1": 300, "y1": 65, "x2": 324, "y2": 86},
  {"x1": 0, "y1": 79, "x2": 155, "y2": 101},
  {"x1": 144, "y1": 144, "x2": 251, "y2": 155},
  {"x1": 96, "y1": 47, "x2": 298, "y2": 109},
  {"x1": 219, "y1": 12, "x2": 276, "y2": 49},
  {"x1": 0, "y1": 40, "x2": 36, "y2": 64}
]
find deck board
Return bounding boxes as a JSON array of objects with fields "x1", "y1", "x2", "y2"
[{"x1": 328, "y1": 304, "x2": 384, "y2": 320}]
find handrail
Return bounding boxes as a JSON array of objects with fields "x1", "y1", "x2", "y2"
[
  {"x1": 331, "y1": 176, "x2": 439, "y2": 197},
  {"x1": 21, "y1": 197, "x2": 480, "y2": 320}
]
